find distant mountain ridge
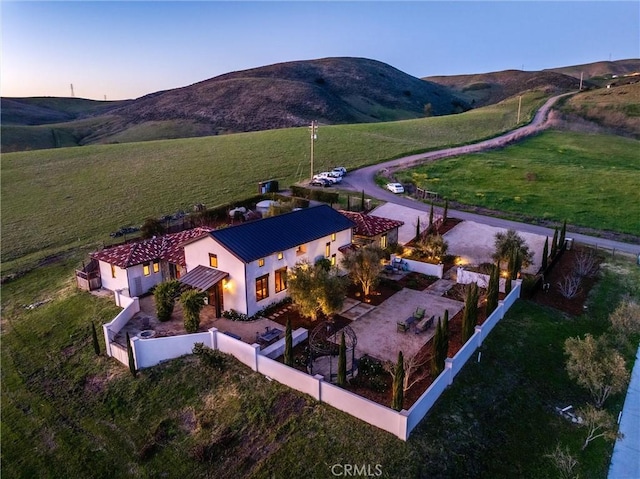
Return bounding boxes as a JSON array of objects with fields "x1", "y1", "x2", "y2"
[{"x1": 2, "y1": 57, "x2": 637, "y2": 152}]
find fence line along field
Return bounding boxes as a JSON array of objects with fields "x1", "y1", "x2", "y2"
[
  {"x1": 397, "y1": 130, "x2": 640, "y2": 236},
  {"x1": 1, "y1": 92, "x2": 547, "y2": 273}
]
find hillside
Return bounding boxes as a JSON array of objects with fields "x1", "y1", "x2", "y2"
[
  {"x1": 546, "y1": 58, "x2": 640, "y2": 81},
  {"x1": 424, "y1": 69, "x2": 587, "y2": 107},
  {"x1": 1, "y1": 57, "x2": 468, "y2": 152},
  {"x1": 0, "y1": 97, "x2": 129, "y2": 126}
]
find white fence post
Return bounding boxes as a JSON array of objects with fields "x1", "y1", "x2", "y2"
[
  {"x1": 444, "y1": 358, "x2": 454, "y2": 385},
  {"x1": 102, "y1": 324, "x2": 112, "y2": 356},
  {"x1": 475, "y1": 325, "x2": 483, "y2": 347},
  {"x1": 209, "y1": 327, "x2": 218, "y2": 350},
  {"x1": 130, "y1": 336, "x2": 139, "y2": 370},
  {"x1": 314, "y1": 374, "x2": 324, "y2": 401},
  {"x1": 251, "y1": 343, "x2": 260, "y2": 372}
]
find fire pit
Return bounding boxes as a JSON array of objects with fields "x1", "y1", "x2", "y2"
[{"x1": 137, "y1": 330, "x2": 156, "y2": 339}]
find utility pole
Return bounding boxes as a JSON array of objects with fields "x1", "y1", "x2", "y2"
[
  {"x1": 309, "y1": 120, "x2": 318, "y2": 180},
  {"x1": 70, "y1": 83, "x2": 75, "y2": 97},
  {"x1": 516, "y1": 95, "x2": 522, "y2": 124},
  {"x1": 579, "y1": 72, "x2": 584, "y2": 91}
]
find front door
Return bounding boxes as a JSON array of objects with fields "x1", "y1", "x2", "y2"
[{"x1": 208, "y1": 282, "x2": 224, "y2": 318}]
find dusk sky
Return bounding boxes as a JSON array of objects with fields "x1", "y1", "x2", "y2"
[{"x1": 2, "y1": 1, "x2": 639, "y2": 100}]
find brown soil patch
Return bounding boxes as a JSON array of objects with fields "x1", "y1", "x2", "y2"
[
  {"x1": 395, "y1": 271, "x2": 439, "y2": 291},
  {"x1": 346, "y1": 280, "x2": 400, "y2": 306},
  {"x1": 532, "y1": 246, "x2": 602, "y2": 316}
]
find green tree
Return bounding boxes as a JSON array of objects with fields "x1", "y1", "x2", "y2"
[
  {"x1": 559, "y1": 220, "x2": 567, "y2": 252},
  {"x1": 485, "y1": 264, "x2": 500, "y2": 316},
  {"x1": 541, "y1": 237, "x2": 549, "y2": 271},
  {"x1": 565, "y1": 334, "x2": 630, "y2": 408},
  {"x1": 180, "y1": 289, "x2": 207, "y2": 333},
  {"x1": 462, "y1": 283, "x2": 479, "y2": 343},
  {"x1": 431, "y1": 318, "x2": 446, "y2": 376},
  {"x1": 551, "y1": 227, "x2": 559, "y2": 258},
  {"x1": 126, "y1": 332, "x2": 137, "y2": 378},
  {"x1": 140, "y1": 217, "x2": 165, "y2": 239},
  {"x1": 415, "y1": 234, "x2": 449, "y2": 262},
  {"x1": 391, "y1": 351, "x2": 405, "y2": 411},
  {"x1": 341, "y1": 244, "x2": 384, "y2": 297},
  {"x1": 337, "y1": 332, "x2": 347, "y2": 387},
  {"x1": 284, "y1": 319, "x2": 293, "y2": 367},
  {"x1": 443, "y1": 199, "x2": 449, "y2": 223},
  {"x1": 415, "y1": 216, "x2": 421, "y2": 242},
  {"x1": 154, "y1": 280, "x2": 182, "y2": 322},
  {"x1": 288, "y1": 260, "x2": 346, "y2": 320},
  {"x1": 442, "y1": 309, "x2": 449, "y2": 345},
  {"x1": 429, "y1": 202, "x2": 434, "y2": 229},
  {"x1": 91, "y1": 322, "x2": 101, "y2": 356},
  {"x1": 492, "y1": 229, "x2": 533, "y2": 270}
]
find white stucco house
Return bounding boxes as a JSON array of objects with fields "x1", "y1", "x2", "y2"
[
  {"x1": 181, "y1": 205, "x2": 355, "y2": 317},
  {"x1": 91, "y1": 227, "x2": 213, "y2": 297}
]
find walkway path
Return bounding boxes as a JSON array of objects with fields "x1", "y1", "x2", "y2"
[{"x1": 608, "y1": 346, "x2": 640, "y2": 479}]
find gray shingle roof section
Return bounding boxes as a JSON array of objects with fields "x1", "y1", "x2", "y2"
[{"x1": 210, "y1": 205, "x2": 355, "y2": 263}]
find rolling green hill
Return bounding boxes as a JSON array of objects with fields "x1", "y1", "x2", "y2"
[{"x1": 0, "y1": 91, "x2": 546, "y2": 273}]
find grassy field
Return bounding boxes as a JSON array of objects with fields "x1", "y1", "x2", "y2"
[
  {"x1": 1, "y1": 91, "x2": 547, "y2": 273},
  {"x1": 2, "y1": 247, "x2": 637, "y2": 478},
  {"x1": 396, "y1": 130, "x2": 640, "y2": 235}
]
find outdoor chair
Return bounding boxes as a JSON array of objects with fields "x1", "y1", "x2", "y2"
[
  {"x1": 414, "y1": 308, "x2": 426, "y2": 320},
  {"x1": 415, "y1": 315, "x2": 435, "y2": 334}
]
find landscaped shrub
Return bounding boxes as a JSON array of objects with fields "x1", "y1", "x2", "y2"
[
  {"x1": 193, "y1": 342, "x2": 227, "y2": 371},
  {"x1": 154, "y1": 280, "x2": 182, "y2": 322},
  {"x1": 180, "y1": 289, "x2": 207, "y2": 333},
  {"x1": 337, "y1": 332, "x2": 347, "y2": 387},
  {"x1": 91, "y1": 322, "x2": 100, "y2": 355},
  {"x1": 222, "y1": 309, "x2": 250, "y2": 321}
]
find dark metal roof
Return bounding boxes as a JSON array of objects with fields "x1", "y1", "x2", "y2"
[
  {"x1": 179, "y1": 265, "x2": 228, "y2": 291},
  {"x1": 210, "y1": 205, "x2": 355, "y2": 263}
]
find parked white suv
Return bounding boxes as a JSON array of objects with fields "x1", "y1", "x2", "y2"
[
  {"x1": 314, "y1": 171, "x2": 342, "y2": 183},
  {"x1": 331, "y1": 167, "x2": 347, "y2": 176}
]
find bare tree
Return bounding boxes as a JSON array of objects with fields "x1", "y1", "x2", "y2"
[
  {"x1": 384, "y1": 352, "x2": 429, "y2": 393},
  {"x1": 565, "y1": 334, "x2": 630, "y2": 408},
  {"x1": 557, "y1": 274, "x2": 581, "y2": 299},
  {"x1": 577, "y1": 404, "x2": 623, "y2": 450},
  {"x1": 574, "y1": 249, "x2": 599, "y2": 278},
  {"x1": 545, "y1": 444, "x2": 579, "y2": 479}
]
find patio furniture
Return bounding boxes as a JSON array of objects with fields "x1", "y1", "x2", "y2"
[
  {"x1": 397, "y1": 316, "x2": 416, "y2": 333},
  {"x1": 414, "y1": 308, "x2": 426, "y2": 320},
  {"x1": 223, "y1": 331, "x2": 241, "y2": 340},
  {"x1": 258, "y1": 327, "x2": 283, "y2": 344},
  {"x1": 415, "y1": 315, "x2": 435, "y2": 334}
]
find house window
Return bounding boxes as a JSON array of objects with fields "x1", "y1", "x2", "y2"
[
  {"x1": 331, "y1": 233, "x2": 336, "y2": 242},
  {"x1": 325, "y1": 242, "x2": 331, "y2": 258},
  {"x1": 275, "y1": 267, "x2": 287, "y2": 293},
  {"x1": 209, "y1": 253, "x2": 218, "y2": 268},
  {"x1": 255, "y1": 274, "x2": 269, "y2": 301},
  {"x1": 153, "y1": 261, "x2": 160, "y2": 273},
  {"x1": 277, "y1": 252, "x2": 283, "y2": 260},
  {"x1": 258, "y1": 258, "x2": 265, "y2": 267},
  {"x1": 296, "y1": 245, "x2": 307, "y2": 256},
  {"x1": 380, "y1": 234, "x2": 388, "y2": 249},
  {"x1": 143, "y1": 263, "x2": 150, "y2": 276},
  {"x1": 111, "y1": 264, "x2": 116, "y2": 278},
  {"x1": 331, "y1": 254, "x2": 336, "y2": 266}
]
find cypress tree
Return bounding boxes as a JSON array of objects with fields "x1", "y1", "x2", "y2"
[
  {"x1": 360, "y1": 190, "x2": 365, "y2": 211},
  {"x1": 429, "y1": 202, "x2": 434, "y2": 229},
  {"x1": 415, "y1": 217, "x2": 421, "y2": 242},
  {"x1": 443, "y1": 199, "x2": 449, "y2": 223},
  {"x1": 91, "y1": 322, "x2": 100, "y2": 356},
  {"x1": 462, "y1": 283, "x2": 478, "y2": 343},
  {"x1": 559, "y1": 220, "x2": 567, "y2": 252},
  {"x1": 346, "y1": 195, "x2": 351, "y2": 211},
  {"x1": 431, "y1": 318, "x2": 445, "y2": 376},
  {"x1": 486, "y1": 264, "x2": 500, "y2": 316},
  {"x1": 551, "y1": 228, "x2": 559, "y2": 258},
  {"x1": 541, "y1": 237, "x2": 549, "y2": 271},
  {"x1": 126, "y1": 332, "x2": 137, "y2": 378},
  {"x1": 337, "y1": 332, "x2": 347, "y2": 387},
  {"x1": 442, "y1": 309, "x2": 449, "y2": 345},
  {"x1": 284, "y1": 319, "x2": 293, "y2": 366},
  {"x1": 391, "y1": 351, "x2": 405, "y2": 411}
]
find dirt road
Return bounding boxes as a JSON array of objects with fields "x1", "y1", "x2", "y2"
[{"x1": 341, "y1": 92, "x2": 640, "y2": 255}]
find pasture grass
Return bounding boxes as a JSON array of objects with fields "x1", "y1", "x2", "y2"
[
  {"x1": 1, "y1": 91, "x2": 547, "y2": 272},
  {"x1": 396, "y1": 130, "x2": 640, "y2": 235},
  {"x1": 2, "y1": 251, "x2": 637, "y2": 478}
]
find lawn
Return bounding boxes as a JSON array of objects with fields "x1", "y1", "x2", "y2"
[
  {"x1": 396, "y1": 130, "x2": 640, "y2": 236},
  {"x1": 0, "y1": 91, "x2": 547, "y2": 273},
  {"x1": 2, "y1": 249, "x2": 637, "y2": 478}
]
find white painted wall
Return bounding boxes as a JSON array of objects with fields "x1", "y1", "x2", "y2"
[
  {"x1": 390, "y1": 255, "x2": 444, "y2": 278},
  {"x1": 456, "y1": 267, "x2": 507, "y2": 293},
  {"x1": 127, "y1": 262, "x2": 163, "y2": 296},
  {"x1": 132, "y1": 332, "x2": 213, "y2": 369},
  {"x1": 97, "y1": 260, "x2": 129, "y2": 293},
  {"x1": 256, "y1": 355, "x2": 321, "y2": 400}
]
